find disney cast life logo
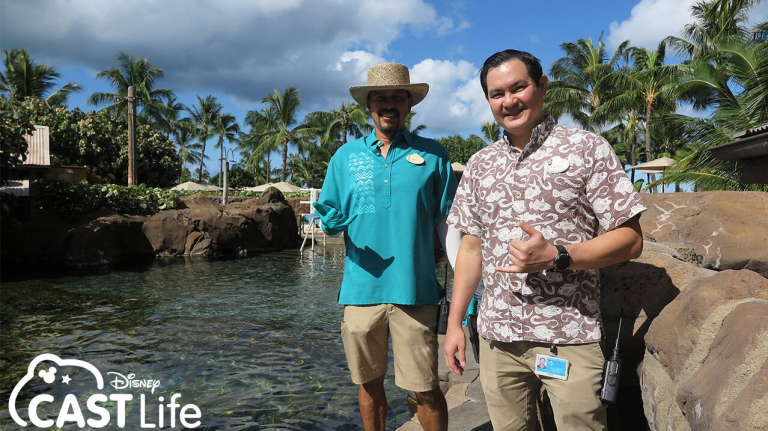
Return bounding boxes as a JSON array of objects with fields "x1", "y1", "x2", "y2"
[{"x1": 9, "y1": 354, "x2": 201, "y2": 429}]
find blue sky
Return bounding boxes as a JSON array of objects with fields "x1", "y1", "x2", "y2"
[{"x1": 2, "y1": 0, "x2": 767, "y2": 177}]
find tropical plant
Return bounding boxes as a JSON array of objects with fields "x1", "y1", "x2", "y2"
[
  {"x1": 437, "y1": 135, "x2": 487, "y2": 165},
  {"x1": 647, "y1": 0, "x2": 768, "y2": 191},
  {"x1": 598, "y1": 41, "x2": 682, "y2": 189},
  {"x1": 665, "y1": 0, "x2": 765, "y2": 59},
  {"x1": 243, "y1": 87, "x2": 316, "y2": 181},
  {"x1": 152, "y1": 95, "x2": 187, "y2": 140},
  {"x1": 0, "y1": 48, "x2": 82, "y2": 107},
  {"x1": 0, "y1": 99, "x2": 35, "y2": 184},
  {"x1": 405, "y1": 111, "x2": 427, "y2": 135},
  {"x1": 479, "y1": 121, "x2": 501, "y2": 144},
  {"x1": 185, "y1": 95, "x2": 222, "y2": 182},
  {"x1": 304, "y1": 102, "x2": 371, "y2": 154},
  {"x1": 212, "y1": 113, "x2": 241, "y2": 187},
  {"x1": 653, "y1": 40, "x2": 768, "y2": 191},
  {"x1": 174, "y1": 122, "x2": 206, "y2": 181},
  {"x1": 546, "y1": 36, "x2": 629, "y2": 133},
  {"x1": 11, "y1": 98, "x2": 179, "y2": 186},
  {"x1": 87, "y1": 53, "x2": 174, "y2": 123}
]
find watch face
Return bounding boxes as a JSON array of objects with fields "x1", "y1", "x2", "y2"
[{"x1": 555, "y1": 248, "x2": 571, "y2": 270}]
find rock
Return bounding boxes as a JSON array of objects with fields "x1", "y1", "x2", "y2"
[
  {"x1": 142, "y1": 193, "x2": 299, "y2": 257},
  {"x1": 641, "y1": 269, "x2": 768, "y2": 431},
  {"x1": 257, "y1": 187, "x2": 286, "y2": 204},
  {"x1": 64, "y1": 214, "x2": 154, "y2": 268},
  {"x1": 179, "y1": 193, "x2": 220, "y2": 210},
  {"x1": 639, "y1": 192, "x2": 768, "y2": 277}
]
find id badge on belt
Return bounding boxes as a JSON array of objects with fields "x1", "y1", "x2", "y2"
[{"x1": 534, "y1": 354, "x2": 569, "y2": 380}]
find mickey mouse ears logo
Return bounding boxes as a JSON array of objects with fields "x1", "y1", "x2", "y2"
[{"x1": 9, "y1": 354, "x2": 104, "y2": 427}]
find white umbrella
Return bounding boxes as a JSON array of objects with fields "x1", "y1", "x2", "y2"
[
  {"x1": 171, "y1": 181, "x2": 222, "y2": 191},
  {"x1": 245, "y1": 181, "x2": 302, "y2": 193},
  {"x1": 631, "y1": 157, "x2": 676, "y2": 193},
  {"x1": 630, "y1": 157, "x2": 676, "y2": 173},
  {"x1": 451, "y1": 162, "x2": 466, "y2": 173}
]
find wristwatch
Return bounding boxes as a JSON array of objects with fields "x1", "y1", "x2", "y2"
[{"x1": 553, "y1": 245, "x2": 572, "y2": 270}]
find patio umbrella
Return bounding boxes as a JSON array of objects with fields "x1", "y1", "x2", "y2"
[
  {"x1": 631, "y1": 157, "x2": 676, "y2": 192},
  {"x1": 171, "y1": 181, "x2": 222, "y2": 191},
  {"x1": 451, "y1": 162, "x2": 466, "y2": 173},
  {"x1": 245, "y1": 181, "x2": 302, "y2": 193}
]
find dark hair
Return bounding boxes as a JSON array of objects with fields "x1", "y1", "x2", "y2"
[{"x1": 479, "y1": 49, "x2": 543, "y2": 96}]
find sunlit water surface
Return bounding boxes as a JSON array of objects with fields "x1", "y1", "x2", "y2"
[{"x1": 1, "y1": 248, "x2": 449, "y2": 430}]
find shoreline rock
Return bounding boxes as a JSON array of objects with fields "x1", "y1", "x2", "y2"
[{"x1": 1, "y1": 187, "x2": 300, "y2": 272}]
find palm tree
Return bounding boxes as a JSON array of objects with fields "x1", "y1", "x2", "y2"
[
  {"x1": 153, "y1": 95, "x2": 187, "y2": 140},
  {"x1": 646, "y1": 0, "x2": 768, "y2": 191},
  {"x1": 304, "y1": 102, "x2": 371, "y2": 155},
  {"x1": 546, "y1": 36, "x2": 629, "y2": 133},
  {"x1": 212, "y1": 113, "x2": 241, "y2": 187},
  {"x1": 185, "y1": 95, "x2": 222, "y2": 182},
  {"x1": 656, "y1": 39, "x2": 768, "y2": 191},
  {"x1": 0, "y1": 48, "x2": 82, "y2": 106},
  {"x1": 665, "y1": 0, "x2": 764, "y2": 59},
  {"x1": 87, "y1": 53, "x2": 174, "y2": 123},
  {"x1": 405, "y1": 111, "x2": 427, "y2": 135},
  {"x1": 480, "y1": 121, "x2": 501, "y2": 144},
  {"x1": 174, "y1": 123, "x2": 206, "y2": 181},
  {"x1": 599, "y1": 42, "x2": 682, "y2": 188},
  {"x1": 244, "y1": 87, "x2": 315, "y2": 181}
]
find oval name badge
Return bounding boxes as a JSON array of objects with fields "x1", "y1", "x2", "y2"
[{"x1": 406, "y1": 153, "x2": 425, "y2": 165}]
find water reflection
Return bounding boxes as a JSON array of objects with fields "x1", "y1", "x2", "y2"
[{"x1": 1, "y1": 247, "x2": 451, "y2": 430}]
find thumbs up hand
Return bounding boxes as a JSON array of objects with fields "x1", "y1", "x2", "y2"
[{"x1": 495, "y1": 222, "x2": 558, "y2": 273}]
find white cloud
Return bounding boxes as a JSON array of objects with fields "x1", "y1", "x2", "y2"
[
  {"x1": 0, "y1": 0, "x2": 461, "y2": 113},
  {"x1": 409, "y1": 59, "x2": 494, "y2": 135},
  {"x1": 607, "y1": 0, "x2": 697, "y2": 49}
]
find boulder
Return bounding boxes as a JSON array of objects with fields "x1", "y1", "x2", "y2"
[
  {"x1": 641, "y1": 269, "x2": 768, "y2": 431},
  {"x1": 142, "y1": 192, "x2": 299, "y2": 257},
  {"x1": 599, "y1": 241, "x2": 716, "y2": 430},
  {"x1": 639, "y1": 192, "x2": 768, "y2": 277},
  {"x1": 64, "y1": 214, "x2": 154, "y2": 267}
]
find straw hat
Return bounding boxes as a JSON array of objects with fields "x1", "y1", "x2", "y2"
[{"x1": 349, "y1": 63, "x2": 429, "y2": 107}]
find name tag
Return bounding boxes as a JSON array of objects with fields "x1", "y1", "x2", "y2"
[{"x1": 534, "y1": 354, "x2": 569, "y2": 380}]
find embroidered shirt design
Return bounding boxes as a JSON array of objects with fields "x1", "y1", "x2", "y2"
[{"x1": 349, "y1": 152, "x2": 375, "y2": 214}]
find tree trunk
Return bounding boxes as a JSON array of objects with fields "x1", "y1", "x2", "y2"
[
  {"x1": 645, "y1": 102, "x2": 656, "y2": 192},
  {"x1": 199, "y1": 139, "x2": 207, "y2": 182},
  {"x1": 219, "y1": 139, "x2": 224, "y2": 187},
  {"x1": 630, "y1": 129, "x2": 637, "y2": 184},
  {"x1": 282, "y1": 137, "x2": 288, "y2": 182},
  {"x1": 266, "y1": 152, "x2": 271, "y2": 183}
]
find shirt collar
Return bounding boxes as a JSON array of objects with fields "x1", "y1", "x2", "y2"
[
  {"x1": 365, "y1": 129, "x2": 413, "y2": 149},
  {"x1": 502, "y1": 114, "x2": 556, "y2": 156}
]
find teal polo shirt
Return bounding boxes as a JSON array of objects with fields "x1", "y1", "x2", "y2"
[{"x1": 317, "y1": 129, "x2": 457, "y2": 305}]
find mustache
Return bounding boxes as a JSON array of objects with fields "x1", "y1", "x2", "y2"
[{"x1": 378, "y1": 110, "x2": 399, "y2": 117}]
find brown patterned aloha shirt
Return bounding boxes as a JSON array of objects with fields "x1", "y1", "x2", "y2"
[{"x1": 448, "y1": 115, "x2": 646, "y2": 344}]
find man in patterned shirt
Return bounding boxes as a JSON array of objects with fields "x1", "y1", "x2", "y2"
[
  {"x1": 315, "y1": 63, "x2": 459, "y2": 431},
  {"x1": 443, "y1": 49, "x2": 646, "y2": 430}
]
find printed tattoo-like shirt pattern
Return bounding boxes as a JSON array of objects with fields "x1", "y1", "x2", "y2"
[{"x1": 448, "y1": 116, "x2": 646, "y2": 344}]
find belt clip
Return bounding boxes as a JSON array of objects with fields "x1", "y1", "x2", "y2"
[{"x1": 550, "y1": 344, "x2": 558, "y2": 356}]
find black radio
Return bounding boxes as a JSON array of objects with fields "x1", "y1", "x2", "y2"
[{"x1": 600, "y1": 317, "x2": 622, "y2": 404}]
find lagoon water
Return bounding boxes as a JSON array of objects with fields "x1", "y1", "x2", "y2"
[{"x1": 0, "y1": 248, "x2": 445, "y2": 430}]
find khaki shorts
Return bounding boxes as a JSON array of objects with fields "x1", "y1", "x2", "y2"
[
  {"x1": 341, "y1": 304, "x2": 439, "y2": 392},
  {"x1": 480, "y1": 339, "x2": 607, "y2": 431}
]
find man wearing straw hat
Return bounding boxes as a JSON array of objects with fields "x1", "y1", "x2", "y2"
[{"x1": 314, "y1": 63, "x2": 460, "y2": 430}]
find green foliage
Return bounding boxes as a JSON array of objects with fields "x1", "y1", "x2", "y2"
[
  {"x1": 0, "y1": 99, "x2": 35, "y2": 184},
  {"x1": 437, "y1": 135, "x2": 487, "y2": 165},
  {"x1": 1, "y1": 48, "x2": 82, "y2": 107},
  {"x1": 31, "y1": 180, "x2": 200, "y2": 215},
  {"x1": 226, "y1": 164, "x2": 256, "y2": 188},
  {"x1": 9, "y1": 98, "x2": 180, "y2": 187}
]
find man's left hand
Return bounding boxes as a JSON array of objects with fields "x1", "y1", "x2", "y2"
[{"x1": 496, "y1": 222, "x2": 558, "y2": 273}]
